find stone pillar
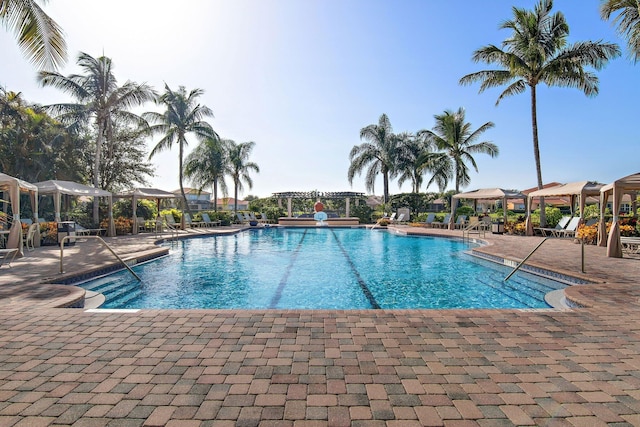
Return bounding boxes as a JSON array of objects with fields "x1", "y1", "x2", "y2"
[
  {"x1": 287, "y1": 198, "x2": 292, "y2": 217},
  {"x1": 346, "y1": 197, "x2": 350, "y2": 217}
]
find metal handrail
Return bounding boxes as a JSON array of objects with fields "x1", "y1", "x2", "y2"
[
  {"x1": 59, "y1": 235, "x2": 141, "y2": 281},
  {"x1": 504, "y1": 237, "x2": 550, "y2": 282}
]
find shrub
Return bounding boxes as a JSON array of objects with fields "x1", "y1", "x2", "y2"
[{"x1": 577, "y1": 223, "x2": 598, "y2": 245}]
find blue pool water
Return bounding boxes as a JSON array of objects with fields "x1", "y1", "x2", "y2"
[{"x1": 82, "y1": 228, "x2": 568, "y2": 310}]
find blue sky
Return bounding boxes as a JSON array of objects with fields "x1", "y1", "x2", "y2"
[{"x1": 1, "y1": 0, "x2": 637, "y2": 198}]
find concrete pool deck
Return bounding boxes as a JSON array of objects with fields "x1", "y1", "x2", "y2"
[{"x1": 1, "y1": 225, "x2": 640, "y2": 426}]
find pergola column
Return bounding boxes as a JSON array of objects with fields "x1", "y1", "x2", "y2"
[
  {"x1": 287, "y1": 198, "x2": 292, "y2": 217},
  {"x1": 346, "y1": 198, "x2": 351, "y2": 217}
]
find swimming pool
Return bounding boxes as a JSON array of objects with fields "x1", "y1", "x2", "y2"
[{"x1": 82, "y1": 227, "x2": 568, "y2": 310}]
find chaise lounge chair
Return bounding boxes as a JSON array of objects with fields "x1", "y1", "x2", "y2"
[
  {"x1": 535, "y1": 215, "x2": 571, "y2": 237},
  {"x1": 0, "y1": 248, "x2": 18, "y2": 268},
  {"x1": 201, "y1": 213, "x2": 221, "y2": 227},
  {"x1": 432, "y1": 214, "x2": 451, "y2": 229},
  {"x1": 420, "y1": 213, "x2": 436, "y2": 228},
  {"x1": 557, "y1": 216, "x2": 581, "y2": 238}
]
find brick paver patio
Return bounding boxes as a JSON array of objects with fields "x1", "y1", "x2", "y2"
[{"x1": 1, "y1": 226, "x2": 639, "y2": 426}]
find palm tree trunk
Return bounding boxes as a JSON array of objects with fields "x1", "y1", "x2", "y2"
[
  {"x1": 530, "y1": 85, "x2": 546, "y2": 226},
  {"x1": 234, "y1": 179, "x2": 238, "y2": 214},
  {"x1": 383, "y1": 171, "x2": 390, "y2": 204},
  {"x1": 212, "y1": 181, "x2": 218, "y2": 212},
  {"x1": 179, "y1": 139, "x2": 190, "y2": 229},
  {"x1": 92, "y1": 123, "x2": 103, "y2": 225}
]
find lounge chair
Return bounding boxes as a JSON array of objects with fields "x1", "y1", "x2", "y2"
[
  {"x1": 420, "y1": 213, "x2": 436, "y2": 228},
  {"x1": 201, "y1": 213, "x2": 221, "y2": 227},
  {"x1": 453, "y1": 215, "x2": 467, "y2": 229},
  {"x1": 236, "y1": 213, "x2": 249, "y2": 224},
  {"x1": 622, "y1": 237, "x2": 640, "y2": 254},
  {"x1": 390, "y1": 213, "x2": 405, "y2": 224},
  {"x1": 432, "y1": 214, "x2": 451, "y2": 229},
  {"x1": 0, "y1": 248, "x2": 18, "y2": 268},
  {"x1": 535, "y1": 215, "x2": 571, "y2": 237},
  {"x1": 24, "y1": 223, "x2": 38, "y2": 252},
  {"x1": 76, "y1": 224, "x2": 106, "y2": 236},
  {"x1": 557, "y1": 216, "x2": 581, "y2": 238},
  {"x1": 164, "y1": 214, "x2": 179, "y2": 230},
  {"x1": 183, "y1": 213, "x2": 203, "y2": 228}
]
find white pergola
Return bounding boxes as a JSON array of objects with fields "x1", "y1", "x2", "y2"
[
  {"x1": 525, "y1": 181, "x2": 603, "y2": 236},
  {"x1": 0, "y1": 173, "x2": 38, "y2": 256},
  {"x1": 35, "y1": 180, "x2": 115, "y2": 237},
  {"x1": 450, "y1": 188, "x2": 526, "y2": 230},
  {"x1": 598, "y1": 172, "x2": 640, "y2": 257}
]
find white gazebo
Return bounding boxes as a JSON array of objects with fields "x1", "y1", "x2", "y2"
[
  {"x1": 116, "y1": 188, "x2": 177, "y2": 234},
  {"x1": 599, "y1": 172, "x2": 640, "y2": 257},
  {"x1": 450, "y1": 188, "x2": 526, "y2": 230},
  {"x1": 35, "y1": 180, "x2": 115, "y2": 237},
  {"x1": 0, "y1": 173, "x2": 38, "y2": 256},
  {"x1": 525, "y1": 181, "x2": 603, "y2": 236}
]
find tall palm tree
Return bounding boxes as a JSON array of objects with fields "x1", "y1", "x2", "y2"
[
  {"x1": 418, "y1": 108, "x2": 498, "y2": 193},
  {"x1": 227, "y1": 141, "x2": 259, "y2": 214},
  {"x1": 38, "y1": 52, "x2": 155, "y2": 222},
  {"x1": 0, "y1": 0, "x2": 67, "y2": 70},
  {"x1": 348, "y1": 113, "x2": 399, "y2": 203},
  {"x1": 459, "y1": 0, "x2": 619, "y2": 223},
  {"x1": 601, "y1": 0, "x2": 640, "y2": 63},
  {"x1": 145, "y1": 84, "x2": 218, "y2": 219},
  {"x1": 184, "y1": 137, "x2": 231, "y2": 212},
  {"x1": 395, "y1": 132, "x2": 449, "y2": 193}
]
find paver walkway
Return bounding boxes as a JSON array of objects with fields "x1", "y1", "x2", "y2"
[{"x1": 1, "y1": 226, "x2": 640, "y2": 426}]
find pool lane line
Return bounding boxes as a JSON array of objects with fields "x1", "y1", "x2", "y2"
[
  {"x1": 269, "y1": 229, "x2": 308, "y2": 308},
  {"x1": 329, "y1": 229, "x2": 381, "y2": 309}
]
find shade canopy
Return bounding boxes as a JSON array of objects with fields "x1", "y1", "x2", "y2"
[
  {"x1": 116, "y1": 188, "x2": 178, "y2": 234},
  {"x1": 599, "y1": 172, "x2": 640, "y2": 257},
  {"x1": 35, "y1": 180, "x2": 114, "y2": 236},
  {"x1": 526, "y1": 181, "x2": 603, "y2": 236},
  {"x1": 450, "y1": 188, "x2": 526, "y2": 230},
  {"x1": 0, "y1": 173, "x2": 38, "y2": 256}
]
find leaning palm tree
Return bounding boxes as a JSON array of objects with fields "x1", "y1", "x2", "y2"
[
  {"x1": 418, "y1": 108, "x2": 498, "y2": 193},
  {"x1": 601, "y1": 0, "x2": 640, "y2": 63},
  {"x1": 0, "y1": 0, "x2": 67, "y2": 70},
  {"x1": 184, "y1": 137, "x2": 231, "y2": 212},
  {"x1": 227, "y1": 140, "x2": 259, "y2": 214},
  {"x1": 145, "y1": 84, "x2": 218, "y2": 221},
  {"x1": 459, "y1": 0, "x2": 619, "y2": 223},
  {"x1": 348, "y1": 113, "x2": 399, "y2": 203},
  {"x1": 38, "y1": 52, "x2": 155, "y2": 222}
]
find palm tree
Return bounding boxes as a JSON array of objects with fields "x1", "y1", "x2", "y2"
[
  {"x1": 348, "y1": 113, "x2": 399, "y2": 203},
  {"x1": 601, "y1": 0, "x2": 640, "y2": 63},
  {"x1": 395, "y1": 132, "x2": 449, "y2": 193},
  {"x1": 227, "y1": 141, "x2": 259, "y2": 214},
  {"x1": 459, "y1": 0, "x2": 619, "y2": 223},
  {"x1": 184, "y1": 137, "x2": 231, "y2": 212},
  {"x1": 418, "y1": 108, "x2": 498, "y2": 193},
  {"x1": 0, "y1": 0, "x2": 67, "y2": 70},
  {"x1": 145, "y1": 84, "x2": 218, "y2": 220},
  {"x1": 38, "y1": 52, "x2": 155, "y2": 222}
]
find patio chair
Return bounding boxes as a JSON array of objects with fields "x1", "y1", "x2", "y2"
[
  {"x1": 0, "y1": 248, "x2": 18, "y2": 268},
  {"x1": 390, "y1": 213, "x2": 405, "y2": 223},
  {"x1": 183, "y1": 213, "x2": 203, "y2": 228},
  {"x1": 432, "y1": 214, "x2": 451, "y2": 229},
  {"x1": 453, "y1": 215, "x2": 468, "y2": 229},
  {"x1": 164, "y1": 214, "x2": 179, "y2": 230},
  {"x1": 557, "y1": 216, "x2": 581, "y2": 238},
  {"x1": 236, "y1": 212, "x2": 249, "y2": 224},
  {"x1": 420, "y1": 213, "x2": 436, "y2": 228},
  {"x1": 535, "y1": 215, "x2": 571, "y2": 237},
  {"x1": 24, "y1": 223, "x2": 38, "y2": 252},
  {"x1": 201, "y1": 213, "x2": 221, "y2": 227}
]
